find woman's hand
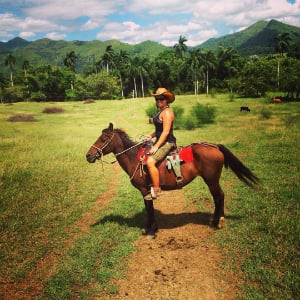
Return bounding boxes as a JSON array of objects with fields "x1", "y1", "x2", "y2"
[
  {"x1": 144, "y1": 134, "x2": 153, "y2": 141},
  {"x1": 148, "y1": 145, "x2": 159, "y2": 155}
]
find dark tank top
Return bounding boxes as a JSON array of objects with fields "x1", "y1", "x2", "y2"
[{"x1": 153, "y1": 107, "x2": 176, "y2": 144}]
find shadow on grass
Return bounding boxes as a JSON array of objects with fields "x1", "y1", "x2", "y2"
[{"x1": 92, "y1": 210, "x2": 242, "y2": 230}]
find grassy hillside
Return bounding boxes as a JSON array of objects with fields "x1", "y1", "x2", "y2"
[
  {"x1": 200, "y1": 20, "x2": 269, "y2": 50},
  {"x1": 200, "y1": 19, "x2": 300, "y2": 55},
  {"x1": 0, "y1": 19, "x2": 299, "y2": 72},
  {"x1": 0, "y1": 38, "x2": 167, "y2": 72}
]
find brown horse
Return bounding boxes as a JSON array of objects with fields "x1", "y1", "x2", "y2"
[{"x1": 86, "y1": 123, "x2": 259, "y2": 235}]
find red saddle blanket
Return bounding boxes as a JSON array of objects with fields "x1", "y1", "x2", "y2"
[{"x1": 138, "y1": 145, "x2": 194, "y2": 163}]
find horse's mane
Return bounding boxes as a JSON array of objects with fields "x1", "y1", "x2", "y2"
[
  {"x1": 115, "y1": 128, "x2": 137, "y2": 147},
  {"x1": 104, "y1": 127, "x2": 136, "y2": 147}
]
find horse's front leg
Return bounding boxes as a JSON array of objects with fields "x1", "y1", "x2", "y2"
[{"x1": 143, "y1": 199, "x2": 158, "y2": 237}]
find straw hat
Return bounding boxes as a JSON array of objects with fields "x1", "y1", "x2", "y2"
[{"x1": 151, "y1": 87, "x2": 175, "y2": 103}]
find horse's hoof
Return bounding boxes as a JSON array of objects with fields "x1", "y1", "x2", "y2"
[
  {"x1": 142, "y1": 228, "x2": 156, "y2": 239},
  {"x1": 216, "y1": 217, "x2": 225, "y2": 229},
  {"x1": 211, "y1": 217, "x2": 225, "y2": 229},
  {"x1": 146, "y1": 233, "x2": 156, "y2": 239},
  {"x1": 142, "y1": 223, "x2": 158, "y2": 237}
]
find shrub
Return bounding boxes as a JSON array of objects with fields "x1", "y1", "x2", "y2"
[
  {"x1": 260, "y1": 107, "x2": 272, "y2": 119},
  {"x1": 183, "y1": 117, "x2": 197, "y2": 130},
  {"x1": 83, "y1": 99, "x2": 95, "y2": 104},
  {"x1": 172, "y1": 105, "x2": 185, "y2": 129},
  {"x1": 145, "y1": 104, "x2": 157, "y2": 118},
  {"x1": 7, "y1": 114, "x2": 36, "y2": 122},
  {"x1": 210, "y1": 88, "x2": 217, "y2": 98},
  {"x1": 30, "y1": 92, "x2": 46, "y2": 102},
  {"x1": 42, "y1": 107, "x2": 65, "y2": 114},
  {"x1": 65, "y1": 89, "x2": 76, "y2": 100},
  {"x1": 229, "y1": 93, "x2": 236, "y2": 102},
  {"x1": 191, "y1": 103, "x2": 216, "y2": 126}
]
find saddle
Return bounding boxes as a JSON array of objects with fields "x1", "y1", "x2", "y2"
[{"x1": 137, "y1": 143, "x2": 194, "y2": 186}]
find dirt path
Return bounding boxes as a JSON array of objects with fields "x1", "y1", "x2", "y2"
[{"x1": 106, "y1": 188, "x2": 238, "y2": 300}]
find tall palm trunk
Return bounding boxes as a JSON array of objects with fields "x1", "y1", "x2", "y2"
[
  {"x1": 277, "y1": 58, "x2": 280, "y2": 88},
  {"x1": 119, "y1": 73, "x2": 124, "y2": 97},
  {"x1": 139, "y1": 72, "x2": 145, "y2": 98},
  {"x1": 206, "y1": 69, "x2": 209, "y2": 95},
  {"x1": 10, "y1": 70, "x2": 13, "y2": 87},
  {"x1": 133, "y1": 77, "x2": 137, "y2": 98}
]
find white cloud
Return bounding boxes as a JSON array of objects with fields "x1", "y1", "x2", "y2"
[
  {"x1": 0, "y1": 0, "x2": 299, "y2": 45},
  {"x1": 45, "y1": 32, "x2": 67, "y2": 40},
  {"x1": 96, "y1": 21, "x2": 141, "y2": 42},
  {"x1": 19, "y1": 31, "x2": 36, "y2": 39},
  {"x1": 0, "y1": 13, "x2": 64, "y2": 35},
  {"x1": 81, "y1": 19, "x2": 100, "y2": 31},
  {"x1": 24, "y1": 0, "x2": 117, "y2": 20}
]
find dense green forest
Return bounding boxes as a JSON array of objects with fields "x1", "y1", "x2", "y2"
[{"x1": 1, "y1": 20, "x2": 300, "y2": 102}]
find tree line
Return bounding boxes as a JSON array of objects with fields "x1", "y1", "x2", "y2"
[{"x1": 1, "y1": 33, "x2": 299, "y2": 103}]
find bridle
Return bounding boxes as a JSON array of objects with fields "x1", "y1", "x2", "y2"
[
  {"x1": 91, "y1": 133, "x2": 115, "y2": 160},
  {"x1": 91, "y1": 132, "x2": 145, "y2": 181},
  {"x1": 91, "y1": 132, "x2": 144, "y2": 160}
]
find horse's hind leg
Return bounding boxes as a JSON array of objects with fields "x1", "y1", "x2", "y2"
[{"x1": 205, "y1": 180, "x2": 225, "y2": 228}]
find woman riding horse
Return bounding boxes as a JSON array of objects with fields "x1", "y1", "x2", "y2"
[{"x1": 144, "y1": 87, "x2": 176, "y2": 201}]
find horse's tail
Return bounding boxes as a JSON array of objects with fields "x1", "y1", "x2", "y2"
[{"x1": 218, "y1": 144, "x2": 259, "y2": 188}]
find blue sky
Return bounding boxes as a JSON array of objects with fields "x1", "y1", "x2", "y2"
[{"x1": 0, "y1": 0, "x2": 299, "y2": 46}]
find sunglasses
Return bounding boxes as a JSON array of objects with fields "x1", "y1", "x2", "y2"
[{"x1": 155, "y1": 97, "x2": 166, "y2": 101}]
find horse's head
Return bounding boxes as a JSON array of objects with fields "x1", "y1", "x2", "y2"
[{"x1": 86, "y1": 123, "x2": 116, "y2": 163}]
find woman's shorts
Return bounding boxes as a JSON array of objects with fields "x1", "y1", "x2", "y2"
[{"x1": 152, "y1": 142, "x2": 176, "y2": 161}]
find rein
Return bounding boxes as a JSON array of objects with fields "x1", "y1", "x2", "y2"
[{"x1": 115, "y1": 140, "x2": 144, "y2": 157}]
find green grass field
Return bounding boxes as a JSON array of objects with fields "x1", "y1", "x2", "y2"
[{"x1": 0, "y1": 95, "x2": 299, "y2": 299}]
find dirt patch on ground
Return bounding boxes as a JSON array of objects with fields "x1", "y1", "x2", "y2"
[{"x1": 106, "y1": 188, "x2": 238, "y2": 300}]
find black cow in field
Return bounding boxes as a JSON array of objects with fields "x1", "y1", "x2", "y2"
[{"x1": 240, "y1": 106, "x2": 250, "y2": 112}]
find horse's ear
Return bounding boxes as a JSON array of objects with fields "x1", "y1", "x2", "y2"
[{"x1": 108, "y1": 123, "x2": 113, "y2": 131}]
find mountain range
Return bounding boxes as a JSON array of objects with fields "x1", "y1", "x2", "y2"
[{"x1": 1, "y1": 19, "x2": 300, "y2": 72}]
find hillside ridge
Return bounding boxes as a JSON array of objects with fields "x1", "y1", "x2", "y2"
[{"x1": 0, "y1": 19, "x2": 299, "y2": 71}]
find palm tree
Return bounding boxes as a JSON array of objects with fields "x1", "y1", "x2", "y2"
[
  {"x1": 22, "y1": 60, "x2": 29, "y2": 81},
  {"x1": 22, "y1": 60, "x2": 30, "y2": 100},
  {"x1": 199, "y1": 50, "x2": 216, "y2": 95},
  {"x1": 136, "y1": 57, "x2": 150, "y2": 98},
  {"x1": 63, "y1": 51, "x2": 78, "y2": 72},
  {"x1": 102, "y1": 45, "x2": 115, "y2": 73},
  {"x1": 276, "y1": 33, "x2": 291, "y2": 57},
  {"x1": 5, "y1": 53, "x2": 16, "y2": 86},
  {"x1": 189, "y1": 48, "x2": 203, "y2": 95},
  {"x1": 216, "y1": 46, "x2": 241, "y2": 91},
  {"x1": 275, "y1": 33, "x2": 291, "y2": 87},
  {"x1": 173, "y1": 35, "x2": 188, "y2": 59},
  {"x1": 94, "y1": 59, "x2": 103, "y2": 74},
  {"x1": 114, "y1": 49, "x2": 129, "y2": 97},
  {"x1": 64, "y1": 51, "x2": 77, "y2": 90},
  {"x1": 128, "y1": 57, "x2": 139, "y2": 98}
]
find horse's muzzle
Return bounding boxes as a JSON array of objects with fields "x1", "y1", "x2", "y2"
[{"x1": 86, "y1": 153, "x2": 97, "y2": 163}]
